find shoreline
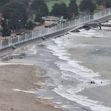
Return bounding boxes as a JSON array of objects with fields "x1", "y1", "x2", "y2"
[
  {"x1": 1, "y1": 26, "x2": 111, "y2": 111},
  {"x1": 0, "y1": 64, "x2": 62, "y2": 111},
  {"x1": 46, "y1": 30, "x2": 111, "y2": 111}
]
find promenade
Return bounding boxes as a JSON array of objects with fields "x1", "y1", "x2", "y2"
[{"x1": 0, "y1": 8, "x2": 111, "y2": 50}]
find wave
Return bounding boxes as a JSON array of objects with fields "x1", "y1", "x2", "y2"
[{"x1": 47, "y1": 34, "x2": 111, "y2": 111}]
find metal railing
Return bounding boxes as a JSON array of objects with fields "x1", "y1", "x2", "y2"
[{"x1": 0, "y1": 8, "x2": 111, "y2": 50}]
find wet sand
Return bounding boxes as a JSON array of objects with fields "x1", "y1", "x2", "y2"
[
  {"x1": 1, "y1": 27, "x2": 111, "y2": 111},
  {"x1": 0, "y1": 64, "x2": 62, "y2": 111}
]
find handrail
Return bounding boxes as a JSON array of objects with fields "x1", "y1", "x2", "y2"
[{"x1": 0, "y1": 8, "x2": 111, "y2": 50}]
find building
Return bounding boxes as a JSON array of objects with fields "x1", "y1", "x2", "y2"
[{"x1": 42, "y1": 16, "x2": 66, "y2": 28}]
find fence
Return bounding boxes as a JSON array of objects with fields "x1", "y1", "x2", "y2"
[{"x1": 0, "y1": 8, "x2": 111, "y2": 50}]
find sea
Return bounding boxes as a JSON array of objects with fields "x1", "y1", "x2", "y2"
[{"x1": 2, "y1": 24, "x2": 111, "y2": 111}]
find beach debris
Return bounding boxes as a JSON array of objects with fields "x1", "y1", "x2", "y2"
[
  {"x1": 12, "y1": 53, "x2": 26, "y2": 59},
  {"x1": 41, "y1": 37, "x2": 45, "y2": 40},
  {"x1": 64, "y1": 32, "x2": 70, "y2": 36},
  {"x1": 54, "y1": 36, "x2": 58, "y2": 39},
  {"x1": 1, "y1": 52, "x2": 26, "y2": 61},
  {"x1": 90, "y1": 81, "x2": 95, "y2": 84},
  {"x1": 98, "y1": 23, "x2": 102, "y2": 30},
  {"x1": 11, "y1": 45, "x2": 16, "y2": 49},
  {"x1": 38, "y1": 43, "x2": 45, "y2": 47},
  {"x1": 72, "y1": 29, "x2": 80, "y2": 32},
  {"x1": 1, "y1": 55, "x2": 13, "y2": 61},
  {"x1": 83, "y1": 24, "x2": 90, "y2": 30}
]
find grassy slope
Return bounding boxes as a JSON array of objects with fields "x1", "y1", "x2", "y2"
[{"x1": 46, "y1": 0, "x2": 82, "y2": 12}]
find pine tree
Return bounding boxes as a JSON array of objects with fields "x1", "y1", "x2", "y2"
[
  {"x1": 79, "y1": 0, "x2": 96, "y2": 14},
  {"x1": 2, "y1": 1, "x2": 28, "y2": 31},
  {"x1": 1, "y1": 19, "x2": 11, "y2": 37},
  {"x1": 51, "y1": 3, "x2": 69, "y2": 19},
  {"x1": 31, "y1": 0, "x2": 49, "y2": 22},
  {"x1": 68, "y1": 0, "x2": 78, "y2": 18}
]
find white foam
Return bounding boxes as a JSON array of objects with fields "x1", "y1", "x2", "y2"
[
  {"x1": 54, "y1": 87, "x2": 111, "y2": 111},
  {"x1": 61, "y1": 105, "x2": 76, "y2": 109},
  {"x1": 0, "y1": 62, "x2": 34, "y2": 66},
  {"x1": 13, "y1": 89, "x2": 36, "y2": 94},
  {"x1": 26, "y1": 45, "x2": 37, "y2": 55},
  {"x1": 13, "y1": 45, "x2": 37, "y2": 56},
  {"x1": 47, "y1": 36, "x2": 111, "y2": 111},
  {"x1": 69, "y1": 29, "x2": 105, "y2": 38}
]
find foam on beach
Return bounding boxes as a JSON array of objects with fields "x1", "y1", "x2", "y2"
[
  {"x1": 47, "y1": 33, "x2": 111, "y2": 111},
  {"x1": 69, "y1": 29, "x2": 105, "y2": 38},
  {"x1": 13, "y1": 44, "x2": 37, "y2": 56},
  {"x1": 13, "y1": 89, "x2": 36, "y2": 94},
  {"x1": 0, "y1": 62, "x2": 34, "y2": 66}
]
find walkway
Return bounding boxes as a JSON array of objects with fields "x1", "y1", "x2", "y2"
[{"x1": 0, "y1": 8, "x2": 111, "y2": 50}]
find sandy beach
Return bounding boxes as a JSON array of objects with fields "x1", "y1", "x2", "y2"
[
  {"x1": 1, "y1": 26, "x2": 111, "y2": 111},
  {"x1": 0, "y1": 64, "x2": 62, "y2": 111}
]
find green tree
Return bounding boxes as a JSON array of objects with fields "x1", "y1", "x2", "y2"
[
  {"x1": 68, "y1": 0, "x2": 78, "y2": 18},
  {"x1": 1, "y1": 19, "x2": 11, "y2": 37},
  {"x1": 96, "y1": 0, "x2": 111, "y2": 8},
  {"x1": 96, "y1": 0, "x2": 103, "y2": 5},
  {"x1": 2, "y1": 1, "x2": 28, "y2": 31},
  {"x1": 0, "y1": 0, "x2": 9, "y2": 6},
  {"x1": 31, "y1": 0, "x2": 49, "y2": 22},
  {"x1": 19, "y1": 0, "x2": 30, "y2": 6},
  {"x1": 104, "y1": 0, "x2": 111, "y2": 8},
  {"x1": 79, "y1": 0, "x2": 96, "y2": 14},
  {"x1": 25, "y1": 20, "x2": 35, "y2": 30},
  {"x1": 0, "y1": 0, "x2": 10, "y2": 10},
  {"x1": 51, "y1": 3, "x2": 69, "y2": 19}
]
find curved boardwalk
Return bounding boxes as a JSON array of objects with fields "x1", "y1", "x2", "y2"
[{"x1": 0, "y1": 8, "x2": 111, "y2": 50}]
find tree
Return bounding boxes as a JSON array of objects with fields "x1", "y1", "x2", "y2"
[
  {"x1": 96, "y1": 0, "x2": 103, "y2": 5},
  {"x1": 0, "y1": 0, "x2": 9, "y2": 6},
  {"x1": 2, "y1": 1, "x2": 28, "y2": 31},
  {"x1": 104, "y1": 0, "x2": 111, "y2": 8},
  {"x1": 19, "y1": 0, "x2": 30, "y2": 6},
  {"x1": 68, "y1": 0, "x2": 78, "y2": 18},
  {"x1": 96, "y1": 0, "x2": 111, "y2": 8},
  {"x1": 1, "y1": 19, "x2": 11, "y2": 37},
  {"x1": 51, "y1": 3, "x2": 69, "y2": 19},
  {"x1": 0, "y1": 0, "x2": 10, "y2": 10},
  {"x1": 25, "y1": 20, "x2": 35, "y2": 30},
  {"x1": 79, "y1": 0, "x2": 96, "y2": 14},
  {"x1": 31, "y1": 0, "x2": 49, "y2": 22}
]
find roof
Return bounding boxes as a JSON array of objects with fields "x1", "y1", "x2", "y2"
[{"x1": 42, "y1": 16, "x2": 59, "y2": 21}]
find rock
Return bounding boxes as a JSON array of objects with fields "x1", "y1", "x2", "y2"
[
  {"x1": 90, "y1": 81, "x2": 95, "y2": 84},
  {"x1": 11, "y1": 45, "x2": 16, "y2": 49}
]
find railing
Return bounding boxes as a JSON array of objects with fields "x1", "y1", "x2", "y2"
[{"x1": 0, "y1": 8, "x2": 111, "y2": 50}]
